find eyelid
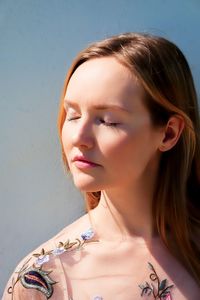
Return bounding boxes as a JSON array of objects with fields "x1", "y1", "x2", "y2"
[
  {"x1": 66, "y1": 116, "x2": 80, "y2": 121},
  {"x1": 65, "y1": 107, "x2": 80, "y2": 118},
  {"x1": 99, "y1": 119, "x2": 120, "y2": 127},
  {"x1": 64, "y1": 103, "x2": 80, "y2": 116},
  {"x1": 101, "y1": 119, "x2": 118, "y2": 124},
  {"x1": 65, "y1": 107, "x2": 121, "y2": 125},
  {"x1": 101, "y1": 115, "x2": 120, "y2": 123}
]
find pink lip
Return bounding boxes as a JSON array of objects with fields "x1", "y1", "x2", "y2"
[{"x1": 72, "y1": 155, "x2": 100, "y2": 168}]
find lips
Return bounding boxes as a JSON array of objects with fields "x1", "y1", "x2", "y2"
[{"x1": 72, "y1": 155, "x2": 100, "y2": 167}]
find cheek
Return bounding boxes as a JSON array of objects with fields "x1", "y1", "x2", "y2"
[
  {"x1": 100, "y1": 126, "x2": 156, "y2": 170},
  {"x1": 61, "y1": 124, "x2": 71, "y2": 157},
  {"x1": 99, "y1": 130, "x2": 136, "y2": 160}
]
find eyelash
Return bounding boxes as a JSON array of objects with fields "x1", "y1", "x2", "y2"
[
  {"x1": 66, "y1": 117, "x2": 79, "y2": 122},
  {"x1": 99, "y1": 119, "x2": 119, "y2": 127},
  {"x1": 66, "y1": 117, "x2": 119, "y2": 127}
]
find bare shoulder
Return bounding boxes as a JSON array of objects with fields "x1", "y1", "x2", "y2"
[
  {"x1": 2, "y1": 213, "x2": 90, "y2": 300},
  {"x1": 53, "y1": 212, "x2": 92, "y2": 242},
  {"x1": 2, "y1": 240, "x2": 55, "y2": 300}
]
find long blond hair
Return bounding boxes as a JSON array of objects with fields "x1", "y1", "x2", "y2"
[{"x1": 58, "y1": 33, "x2": 200, "y2": 284}]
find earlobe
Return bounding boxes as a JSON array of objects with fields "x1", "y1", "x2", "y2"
[{"x1": 159, "y1": 115, "x2": 185, "y2": 152}]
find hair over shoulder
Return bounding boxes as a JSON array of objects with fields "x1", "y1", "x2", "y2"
[{"x1": 58, "y1": 32, "x2": 200, "y2": 285}]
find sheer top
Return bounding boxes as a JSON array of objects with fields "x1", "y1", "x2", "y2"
[{"x1": 2, "y1": 214, "x2": 199, "y2": 300}]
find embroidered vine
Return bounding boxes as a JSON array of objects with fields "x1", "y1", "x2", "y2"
[
  {"x1": 139, "y1": 262, "x2": 174, "y2": 299},
  {"x1": 7, "y1": 228, "x2": 98, "y2": 299},
  {"x1": 7, "y1": 229, "x2": 174, "y2": 300}
]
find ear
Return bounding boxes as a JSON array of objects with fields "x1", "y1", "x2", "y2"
[{"x1": 159, "y1": 115, "x2": 185, "y2": 152}]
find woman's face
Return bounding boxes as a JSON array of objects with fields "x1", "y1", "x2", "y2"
[{"x1": 62, "y1": 57, "x2": 163, "y2": 192}]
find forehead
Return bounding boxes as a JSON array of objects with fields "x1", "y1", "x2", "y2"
[{"x1": 65, "y1": 57, "x2": 144, "y2": 110}]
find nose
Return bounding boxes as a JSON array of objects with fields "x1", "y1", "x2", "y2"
[{"x1": 71, "y1": 118, "x2": 95, "y2": 149}]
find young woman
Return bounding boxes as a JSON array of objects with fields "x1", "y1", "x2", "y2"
[{"x1": 3, "y1": 33, "x2": 200, "y2": 300}]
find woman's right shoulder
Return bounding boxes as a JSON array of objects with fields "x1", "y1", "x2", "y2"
[{"x1": 2, "y1": 213, "x2": 92, "y2": 300}]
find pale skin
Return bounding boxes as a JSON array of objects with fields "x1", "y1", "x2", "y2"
[
  {"x1": 60, "y1": 57, "x2": 199, "y2": 299},
  {"x1": 62, "y1": 56, "x2": 183, "y2": 241},
  {"x1": 3, "y1": 57, "x2": 199, "y2": 299}
]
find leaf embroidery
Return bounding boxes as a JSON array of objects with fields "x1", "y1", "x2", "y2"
[
  {"x1": 139, "y1": 262, "x2": 174, "y2": 299},
  {"x1": 7, "y1": 228, "x2": 98, "y2": 299},
  {"x1": 20, "y1": 267, "x2": 56, "y2": 298}
]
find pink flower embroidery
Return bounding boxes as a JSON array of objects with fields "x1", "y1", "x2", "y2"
[{"x1": 163, "y1": 293, "x2": 172, "y2": 300}]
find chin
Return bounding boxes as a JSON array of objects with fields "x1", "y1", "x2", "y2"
[{"x1": 72, "y1": 177, "x2": 103, "y2": 192}]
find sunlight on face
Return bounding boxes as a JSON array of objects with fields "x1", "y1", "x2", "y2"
[{"x1": 62, "y1": 57, "x2": 163, "y2": 192}]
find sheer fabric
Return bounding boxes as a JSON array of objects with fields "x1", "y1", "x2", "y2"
[{"x1": 2, "y1": 214, "x2": 199, "y2": 300}]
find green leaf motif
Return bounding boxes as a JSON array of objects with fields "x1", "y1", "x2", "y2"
[
  {"x1": 159, "y1": 279, "x2": 167, "y2": 291},
  {"x1": 139, "y1": 263, "x2": 174, "y2": 299},
  {"x1": 148, "y1": 262, "x2": 154, "y2": 270}
]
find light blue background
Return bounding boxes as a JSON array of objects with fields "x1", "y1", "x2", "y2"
[{"x1": 0, "y1": 0, "x2": 200, "y2": 296}]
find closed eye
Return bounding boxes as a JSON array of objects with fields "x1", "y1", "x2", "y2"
[
  {"x1": 65, "y1": 116, "x2": 119, "y2": 127},
  {"x1": 99, "y1": 119, "x2": 119, "y2": 127},
  {"x1": 66, "y1": 116, "x2": 80, "y2": 121}
]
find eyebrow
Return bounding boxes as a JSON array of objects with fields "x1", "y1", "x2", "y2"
[{"x1": 64, "y1": 99, "x2": 130, "y2": 114}]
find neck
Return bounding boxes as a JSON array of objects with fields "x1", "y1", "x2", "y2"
[{"x1": 89, "y1": 175, "x2": 158, "y2": 242}]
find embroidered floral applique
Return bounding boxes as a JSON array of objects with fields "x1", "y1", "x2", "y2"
[
  {"x1": 139, "y1": 262, "x2": 174, "y2": 299},
  {"x1": 7, "y1": 231, "x2": 174, "y2": 300},
  {"x1": 81, "y1": 228, "x2": 95, "y2": 240},
  {"x1": 33, "y1": 247, "x2": 52, "y2": 266},
  {"x1": 7, "y1": 228, "x2": 98, "y2": 299},
  {"x1": 20, "y1": 266, "x2": 56, "y2": 298}
]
